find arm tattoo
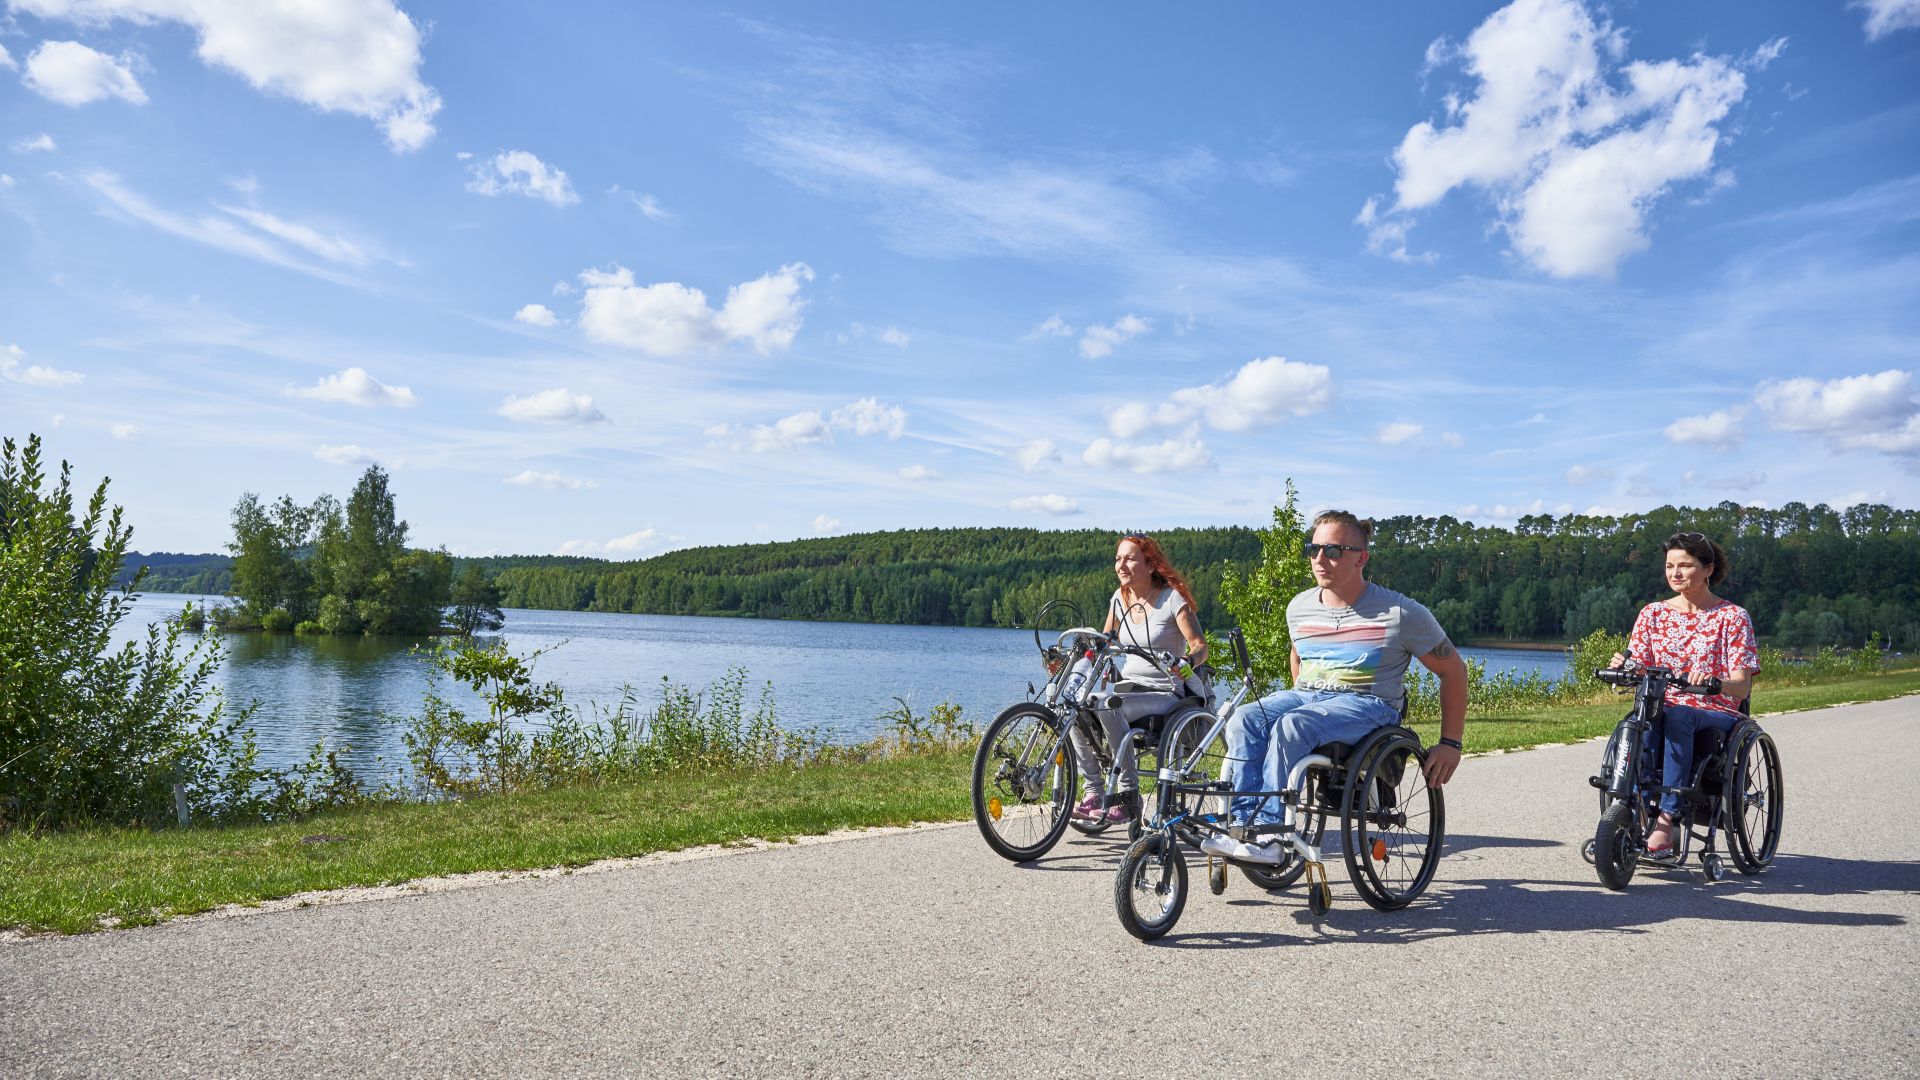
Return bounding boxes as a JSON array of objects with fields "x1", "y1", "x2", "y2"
[{"x1": 1429, "y1": 640, "x2": 1456, "y2": 660}]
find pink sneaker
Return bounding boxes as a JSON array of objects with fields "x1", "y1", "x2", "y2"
[
  {"x1": 1071, "y1": 793, "x2": 1104, "y2": 820},
  {"x1": 1100, "y1": 796, "x2": 1138, "y2": 823}
]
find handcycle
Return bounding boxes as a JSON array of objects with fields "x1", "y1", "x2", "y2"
[
  {"x1": 971, "y1": 601, "x2": 1215, "y2": 863},
  {"x1": 1113, "y1": 630, "x2": 1445, "y2": 940},
  {"x1": 1583, "y1": 661, "x2": 1784, "y2": 889}
]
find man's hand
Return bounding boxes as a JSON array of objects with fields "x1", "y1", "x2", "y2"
[{"x1": 1424, "y1": 743, "x2": 1461, "y2": 787}]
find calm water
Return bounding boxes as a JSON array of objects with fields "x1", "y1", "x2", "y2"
[{"x1": 118, "y1": 594, "x2": 1568, "y2": 776}]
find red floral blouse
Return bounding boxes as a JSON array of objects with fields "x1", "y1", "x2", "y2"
[{"x1": 1626, "y1": 600, "x2": 1760, "y2": 716}]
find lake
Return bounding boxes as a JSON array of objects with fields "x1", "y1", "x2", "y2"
[{"x1": 117, "y1": 594, "x2": 1569, "y2": 777}]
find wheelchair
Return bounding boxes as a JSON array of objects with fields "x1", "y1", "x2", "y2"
[
  {"x1": 1583, "y1": 662, "x2": 1784, "y2": 889},
  {"x1": 971, "y1": 610, "x2": 1216, "y2": 863},
  {"x1": 1113, "y1": 630, "x2": 1445, "y2": 941}
]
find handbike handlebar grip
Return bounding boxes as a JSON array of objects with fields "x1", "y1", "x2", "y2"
[
  {"x1": 1230, "y1": 627, "x2": 1250, "y2": 671},
  {"x1": 1690, "y1": 676, "x2": 1722, "y2": 695}
]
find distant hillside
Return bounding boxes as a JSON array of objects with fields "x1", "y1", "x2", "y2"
[{"x1": 119, "y1": 552, "x2": 234, "y2": 595}]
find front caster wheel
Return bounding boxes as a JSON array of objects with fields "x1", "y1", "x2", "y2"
[
  {"x1": 1208, "y1": 858, "x2": 1228, "y2": 895},
  {"x1": 1307, "y1": 880, "x2": 1333, "y2": 917},
  {"x1": 1581, "y1": 838, "x2": 1597, "y2": 866},
  {"x1": 1115, "y1": 834, "x2": 1188, "y2": 941},
  {"x1": 1702, "y1": 852, "x2": 1727, "y2": 882}
]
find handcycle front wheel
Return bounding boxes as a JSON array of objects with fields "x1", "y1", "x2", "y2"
[
  {"x1": 1594, "y1": 799, "x2": 1641, "y2": 890},
  {"x1": 1342, "y1": 731, "x2": 1445, "y2": 912},
  {"x1": 971, "y1": 703, "x2": 1076, "y2": 863},
  {"x1": 1115, "y1": 832, "x2": 1188, "y2": 941}
]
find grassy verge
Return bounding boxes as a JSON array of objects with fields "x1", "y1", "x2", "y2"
[{"x1": 7, "y1": 668, "x2": 1918, "y2": 937}]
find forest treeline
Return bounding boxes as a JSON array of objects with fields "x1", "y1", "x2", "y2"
[{"x1": 125, "y1": 500, "x2": 1920, "y2": 648}]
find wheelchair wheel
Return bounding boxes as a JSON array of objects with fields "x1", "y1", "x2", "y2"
[
  {"x1": 1115, "y1": 833, "x2": 1188, "y2": 941},
  {"x1": 1242, "y1": 767, "x2": 1328, "y2": 892},
  {"x1": 1594, "y1": 800, "x2": 1640, "y2": 890},
  {"x1": 1156, "y1": 710, "x2": 1233, "y2": 840},
  {"x1": 971, "y1": 703, "x2": 1075, "y2": 863},
  {"x1": 1725, "y1": 727, "x2": 1783, "y2": 875},
  {"x1": 1341, "y1": 732, "x2": 1444, "y2": 911}
]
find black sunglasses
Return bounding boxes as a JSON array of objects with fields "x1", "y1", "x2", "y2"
[{"x1": 1302, "y1": 541, "x2": 1367, "y2": 560}]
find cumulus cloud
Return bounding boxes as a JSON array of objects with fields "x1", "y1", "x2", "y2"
[
  {"x1": 315, "y1": 443, "x2": 376, "y2": 465},
  {"x1": 12, "y1": 133, "x2": 56, "y2": 153},
  {"x1": 514, "y1": 303, "x2": 558, "y2": 327},
  {"x1": 1015, "y1": 437, "x2": 1061, "y2": 473},
  {"x1": 0, "y1": 343, "x2": 84, "y2": 387},
  {"x1": 498, "y1": 388, "x2": 607, "y2": 425},
  {"x1": 1664, "y1": 408, "x2": 1747, "y2": 451},
  {"x1": 743, "y1": 410, "x2": 832, "y2": 453},
  {"x1": 1079, "y1": 314, "x2": 1150, "y2": 360},
  {"x1": 578, "y1": 263, "x2": 814, "y2": 357},
  {"x1": 1028, "y1": 314, "x2": 1074, "y2": 339},
  {"x1": 898, "y1": 464, "x2": 940, "y2": 482},
  {"x1": 724, "y1": 397, "x2": 906, "y2": 452},
  {"x1": 830, "y1": 397, "x2": 906, "y2": 438},
  {"x1": 1375, "y1": 422, "x2": 1423, "y2": 445},
  {"x1": 1854, "y1": 0, "x2": 1920, "y2": 40},
  {"x1": 1370, "y1": 0, "x2": 1751, "y2": 277},
  {"x1": 1083, "y1": 436, "x2": 1212, "y2": 474},
  {"x1": 557, "y1": 527, "x2": 664, "y2": 559},
  {"x1": 466, "y1": 150, "x2": 579, "y2": 206},
  {"x1": 292, "y1": 367, "x2": 417, "y2": 407},
  {"x1": 17, "y1": 0, "x2": 441, "y2": 150},
  {"x1": 812, "y1": 514, "x2": 841, "y2": 535},
  {"x1": 1755, "y1": 370, "x2": 1920, "y2": 457},
  {"x1": 1010, "y1": 494, "x2": 1079, "y2": 515},
  {"x1": 1175, "y1": 356, "x2": 1334, "y2": 432},
  {"x1": 504, "y1": 469, "x2": 598, "y2": 491},
  {"x1": 1563, "y1": 464, "x2": 1611, "y2": 485},
  {"x1": 23, "y1": 41, "x2": 146, "y2": 106}
]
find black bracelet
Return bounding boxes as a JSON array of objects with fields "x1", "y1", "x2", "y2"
[{"x1": 1437, "y1": 736, "x2": 1464, "y2": 751}]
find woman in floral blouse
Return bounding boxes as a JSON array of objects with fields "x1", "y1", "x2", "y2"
[{"x1": 1609, "y1": 531, "x2": 1760, "y2": 857}]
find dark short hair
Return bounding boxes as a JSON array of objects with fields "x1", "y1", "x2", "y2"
[
  {"x1": 1666, "y1": 530, "x2": 1730, "y2": 586},
  {"x1": 1312, "y1": 509, "x2": 1373, "y2": 545}
]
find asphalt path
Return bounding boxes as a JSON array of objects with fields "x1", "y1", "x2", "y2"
[{"x1": 4, "y1": 697, "x2": 1917, "y2": 1079}]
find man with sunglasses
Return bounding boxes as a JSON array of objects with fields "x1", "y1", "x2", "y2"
[{"x1": 1203, "y1": 509, "x2": 1469, "y2": 865}]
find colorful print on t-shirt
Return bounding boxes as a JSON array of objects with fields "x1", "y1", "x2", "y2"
[{"x1": 1626, "y1": 600, "x2": 1759, "y2": 716}]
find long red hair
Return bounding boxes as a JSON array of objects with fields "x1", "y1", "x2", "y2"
[{"x1": 1118, "y1": 533, "x2": 1196, "y2": 611}]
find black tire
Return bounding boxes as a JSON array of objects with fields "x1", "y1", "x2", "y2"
[
  {"x1": 1725, "y1": 727, "x2": 1784, "y2": 874},
  {"x1": 1115, "y1": 833, "x2": 1188, "y2": 941},
  {"x1": 1342, "y1": 733, "x2": 1445, "y2": 911},
  {"x1": 1242, "y1": 767, "x2": 1328, "y2": 891},
  {"x1": 1595, "y1": 799, "x2": 1640, "y2": 890},
  {"x1": 971, "y1": 703, "x2": 1075, "y2": 863},
  {"x1": 1208, "y1": 857, "x2": 1228, "y2": 895},
  {"x1": 1307, "y1": 879, "x2": 1333, "y2": 917}
]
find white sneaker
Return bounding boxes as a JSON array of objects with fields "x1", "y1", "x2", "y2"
[
  {"x1": 1239, "y1": 839, "x2": 1286, "y2": 865},
  {"x1": 1200, "y1": 833, "x2": 1249, "y2": 859}
]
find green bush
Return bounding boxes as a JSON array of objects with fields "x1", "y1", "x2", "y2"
[
  {"x1": 317, "y1": 594, "x2": 363, "y2": 635},
  {"x1": 293, "y1": 620, "x2": 325, "y2": 635},
  {"x1": 259, "y1": 608, "x2": 294, "y2": 633}
]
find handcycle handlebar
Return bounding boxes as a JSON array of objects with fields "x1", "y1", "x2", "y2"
[{"x1": 1594, "y1": 663, "x2": 1721, "y2": 697}]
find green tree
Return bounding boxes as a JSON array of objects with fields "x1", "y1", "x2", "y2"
[
  {"x1": 449, "y1": 565, "x2": 506, "y2": 635},
  {"x1": 1214, "y1": 482, "x2": 1313, "y2": 694},
  {"x1": 0, "y1": 434, "x2": 239, "y2": 829}
]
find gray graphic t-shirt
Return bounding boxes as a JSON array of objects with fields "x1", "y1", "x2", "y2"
[{"x1": 1287, "y1": 583, "x2": 1450, "y2": 712}]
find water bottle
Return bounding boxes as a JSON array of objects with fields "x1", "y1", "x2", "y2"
[{"x1": 1059, "y1": 654, "x2": 1093, "y2": 705}]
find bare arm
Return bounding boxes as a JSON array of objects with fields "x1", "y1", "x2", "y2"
[
  {"x1": 1289, "y1": 644, "x2": 1301, "y2": 685},
  {"x1": 1417, "y1": 640, "x2": 1469, "y2": 786},
  {"x1": 1174, "y1": 606, "x2": 1207, "y2": 665}
]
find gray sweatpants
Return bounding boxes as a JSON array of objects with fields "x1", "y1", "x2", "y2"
[{"x1": 1068, "y1": 690, "x2": 1184, "y2": 796}]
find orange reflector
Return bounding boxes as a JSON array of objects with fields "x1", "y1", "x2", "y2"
[
  {"x1": 1055, "y1": 749, "x2": 1064, "y2": 765},
  {"x1": 1371, "y1": 839, "x2": 1388, "y2": 862},
  {"x1": 988, "y1": 798, "x2": 1003, "y2": 821}
]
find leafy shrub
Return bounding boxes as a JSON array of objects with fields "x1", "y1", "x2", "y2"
[
  {"x1": 259, "y1": 608, "x2": 294, "y2": 633},
  {"x1": 294, "y1": 620, "x2": 325, "y2": 635}
]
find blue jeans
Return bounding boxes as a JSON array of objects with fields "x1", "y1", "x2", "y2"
[
  {"x1": 1226, "y1": 689, "x2": 1400, "y2": 827},
  {"x1": 1652, "y1": 702, "x2": 1740, "y2": 817}
]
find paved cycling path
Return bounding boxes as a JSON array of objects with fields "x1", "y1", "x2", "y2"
[{"x1": 4, "y1": 697, "x2": 1916, "y2": 1079}]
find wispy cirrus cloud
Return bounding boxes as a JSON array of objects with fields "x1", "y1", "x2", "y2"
[{"x1": 82, "y1": 172, "x2": 378, "y2": 285}]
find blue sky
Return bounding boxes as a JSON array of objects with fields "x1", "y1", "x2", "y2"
[{"x1": 2, "y1": 0, "x2": 1918, "y2": 557}]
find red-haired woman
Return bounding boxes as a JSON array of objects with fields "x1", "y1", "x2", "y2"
[{"x1": 1069, "y1": 532, "x2": 1209, "y2": 823}]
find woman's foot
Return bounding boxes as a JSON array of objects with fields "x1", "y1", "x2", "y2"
[
  {"x1": 1071, "y1": 792, "x2": 1104, "y2": 820},
  {"x1": 1645, "y1": 814, "x2": 1677, "y2": 857},
  {"x1": 1100, "y1": 792, "x2": 1140, "y2": 823}
]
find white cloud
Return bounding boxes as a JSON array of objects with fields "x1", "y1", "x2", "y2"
[
  {"x1": 1015, "y1": 437, "x2": 1060, "y2": 473},
  {"x1": 1010, "y1": 494, "x2": 1079, "y2": 515},
  {"x1": 877, "y1": 325, "x2": 910, "y2": 347},
  {"x1": 1754, "y1": 370, "x2": 1915, "y2": 436},
  {"x1": 82, "y1": 171, "x2": 359, "y2": 283},
  {"x1": 17, "y1": 0, "x2": 441, "y2": 151},
  {"x1": 578, "y1": 263, "x2": 814, "y2": 357},
  {"x1": 1833, "y1": 489, "x2": 1890, "y2": 508},
  {"x1": 551, "y1": 280, "x2": 574, "y2": 296},
  {"x1": 1029, "y1": 314, "x2": 1074, "y2": 339},
  {"x1": 0, "y1": 175, "x2": 13, "y2": 187},
  {"x1": 1522, "y1": 412, "x2": 1548, "y2": 424},
  {"x1": 1376, "y1": 422, "x2": 1423, "y2": 445},
  {"x1": 514, "y1": 303, "x2": 558, "y2": 327},
  {"x1": 503, "y1": 469, "x2": 598, "y2": 491},
  {"x1": 0, "y1": 343, "x2": 84, "y2": 387},
  {"x1": 745, "y1": 410, "x2": 831, "y2": 453},
  {"x1": 1664, "y1": 408, "x2": 1747, "y2": 450},
  {"x1": 898, "y1": 464, "x2": 940, "y2": 482},
  {"x1": 110, "y1": 423, "x2": 138, "y2": 440},
  {"x1": 1079, "y1": 314, "x2": 1150, "y2": 359},
  {"x1": 557, "y1": 527, "x2": 664, "y2": 559},
  {"x1": 215, "y1": 205, "x2": 370, "y2": 265},
  {"x1": 23, "y1": 41, "x2": 146, "y2": 106},
  {"x1": 1563, "y1": 464, "x2": 1611, "y2": 485},
  {"x1": 1083, "y1": 436, "x2": 1212, "y2": 474},
  {"x1": 466, "y1": 150, "x2": 579, "y2": 206},
  {"x1": 830, "y1": 397, "x2": 906, "y2": 438},
  {"x1": 1171, "y1": 355, "x2": 1335, "y2": 432},
  {"x1": 1373, "y1": 0, "x2": 1749, "y2": 277},
  {"x1": 812, "y1": 514, "x2": 841, "y2": 535},
  {"x1": 12, "y1": 133, "x2": 56, "y2": 153},
  {"x1": 498, "y1": 388, "x2": 608, "y2": 425},
  {"x1": 0, "y1": 43, "x2": 13, "y2": 71},
  {"x1": 314, "y1": 443, "x2": 375, "y2": 466},
  {"x1": 1854, "y1": 0, "x2": 1920, "y2": 40},
  {"x1": 292, "y1": 367, "x2": 417, "y2": 408},
  {"x1": 612, "y1": 186, "x2": 670, "y2": 220}
]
